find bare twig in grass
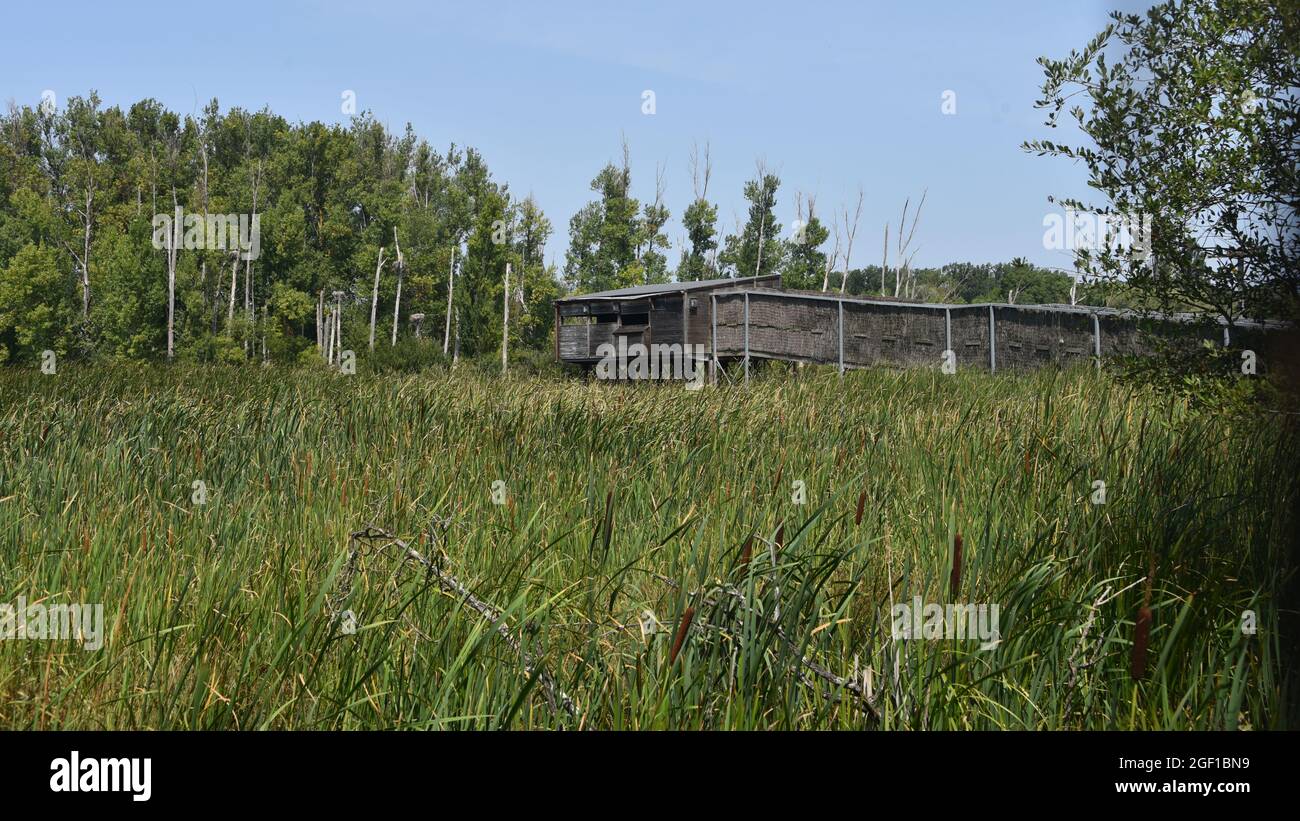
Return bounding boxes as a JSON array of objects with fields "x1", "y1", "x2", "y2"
[
  {"x1": 1063, "y1": 585, "x2": 1111, "y2": 720},
  {"x1": 345, "y1": 525, "x2": 577, "y2": 720},
  {"x1": 654, "y1": 573, "x2": 879, "y2": 722}
]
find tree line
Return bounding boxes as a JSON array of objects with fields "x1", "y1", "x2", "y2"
[{"x1": 0, "y1": 95, "x2": 556, "y2": 366}]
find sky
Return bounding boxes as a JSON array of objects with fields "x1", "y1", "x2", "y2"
[{"x1": 0, "y1": 0, "x2": 1150, "y2": 275}]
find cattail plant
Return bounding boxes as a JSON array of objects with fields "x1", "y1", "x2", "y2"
[
  {"x1": 736, "y1": 534, "x2": 754, "y2": 572},
  {"x1": 669, "y1": 606, "x2": 695, "y2": 666},
  {"x1": 1132, "y1": 559, "x2": 1156, "y2": 681},
  {"x1": 855, "y1": 490, "x2": 867, "y2": 525}
]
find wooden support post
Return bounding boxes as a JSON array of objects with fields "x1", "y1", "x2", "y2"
[
  {"x1": 743, "y1": 292, "x2": 750, "y2": 386},
  {"x1": 682, "y1": 289, "x2": 690, "y2": 381},
  {"x1": 837, "y1": 299, "x2": 844, "y2": 376},
  {"x1": 944, "y1": 307, "x2": 952, "y2": 352},
  {"x1": 988, "y1": 305, "x2": 997, "y2": 373},
  {"x1": 710, "y1": 293, "x2": 718, "y2": 386}
]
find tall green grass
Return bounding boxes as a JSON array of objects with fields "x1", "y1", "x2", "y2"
[{"x1": 0, "y1": 362, "x2": 1295, "y2": 729}]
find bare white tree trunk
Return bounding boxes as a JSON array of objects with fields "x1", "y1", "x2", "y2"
[
  {"x1": 325, "y1": 308, "x2": 335, "y2": 364},
  {"x1": 840, "y1": 186, "x2": 863, "y2": 295},
  {"x1": 167, "y1": 188, "x2": 178, "y2": 360},
  {"x1": 501, "y1": 262, "x2": 511, "y2": 374},
  {"x1": 227, "y1": 252, "x2": 240, "y2": 323},
  {"x1": 81, "y1": 186, "x2": 93, "y2": 317},
  {"x1": 881, "y1": 223, "x2": 889, "y2": 295},
  {"x1": 822, "y1": 223, "x2": 841, "y2": 293},
  {"x1": 335, "y1": 295, "x2": 343, "y2": 362},
  {"x1": 369, "y1": 247, "x2": 386, "y2": 350},
  {"x1": 443, "y1": 243, "x2": 457, "y2": 355},
  {"x1": 893, "y1": 190, "x2": 927, "y2": 299},
  {"x1": 391, "y1": 228, "x2": 403, "y2": 346}
]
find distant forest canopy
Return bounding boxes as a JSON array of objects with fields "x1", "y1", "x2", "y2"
[{"x1": 0, "y1": 94, "x2": 1118, "y2": 366}]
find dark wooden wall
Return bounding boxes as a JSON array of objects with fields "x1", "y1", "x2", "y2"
[{"x1": 560, "y1": 287, "x2": 1285, "y2": 371}]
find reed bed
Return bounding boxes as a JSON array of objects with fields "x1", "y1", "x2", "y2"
[{"x1": 0, "y1": 362, "x2": 1295, "y2": 729}]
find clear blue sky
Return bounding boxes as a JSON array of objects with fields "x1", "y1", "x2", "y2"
[{"x1": 1, "y1": 0, "x2": 1147, "y2": 274}]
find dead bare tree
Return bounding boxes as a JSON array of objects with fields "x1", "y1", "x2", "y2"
[
  {"x1": 840, "y1": 185, "x2": 863, "y2": 295},
  {"x1": 501, "y1": 262, "x2": 511, "y2": 374},
  {"x1": 881, "y1": 222, "x2": 889, "y2": 296},
  {"x1": 753, "y1": 159, "x2": 770, "y2": 277},
  {"x1": 368, "y1": 246, "x2": 387, "y2": 351},
  {"x1": 443, "y1": 241, "x2": 458, "y2": 356},
  {"x1": 166, "y1": 186, "x2": 179, "y2": 360},
  {"x1": 689, "y1": 141, "x2": 719, "y2": 277},
  {"x1": 243, "y1": 159, "x2": 263, "y2": 353},
  {"x1": 226, "y1": 250, "x2": 241, "y2": 323},
  {"x1": 689, "y1": 140, "x2": 712, "y2": 201},
  {"x1": 822, "y1": 220, "x2": 841, "y2": 293},
  {"x1": 391, "y1": 227, "x2": 404, "y2": 346},
  {"x1": 893, "y1": 189, "x2": 927, "y2": 298}
]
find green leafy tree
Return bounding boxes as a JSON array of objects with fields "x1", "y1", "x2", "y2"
[
  {"x1": 721, "y1": 167, "x2": 784, "y2": 278},
  {"x1": 0, "y1": 243, "x2": 72, "y2": 362},
  {"x1": 783, "y1": 195, "x2": 829, "y2": 290},
  {"x1": 1025, "y1": 0, "x2": 1299, "y2": 323}
]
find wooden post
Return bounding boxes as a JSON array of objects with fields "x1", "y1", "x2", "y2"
[
  {"x1": 837, "y1": 299, "x2": 844, "y2": 376},
  {"x1": 988, "y1": 305, "x2": 996, "y2": 373},
  {"x1": 710, "y1": 293, "x2": 718, "y2": 386},
  {"x1": 553, "y1": 303, "x2": 560, "y2": 363},
  {"x1": 682, "y1": 289, "x2": 690, "y2": 380},
  {"x1": 945, "y1": 307, "x2": 952, "y2": 352},
  {"x1": 744, "y1": 292, "x2": 750, "y2": 386}
]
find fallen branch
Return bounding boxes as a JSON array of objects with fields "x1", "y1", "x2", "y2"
[{"x1": 345, "y1": 525, "x2": 577, "y2": 721}]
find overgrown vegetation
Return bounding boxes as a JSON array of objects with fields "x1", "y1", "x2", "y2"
[{"x1": 1, "y1": 364, "x2": 1294, "y2": 729}]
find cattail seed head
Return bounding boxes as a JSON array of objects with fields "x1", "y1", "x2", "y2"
[
  {"x1": 669, "y1": 606, "x2": 695, "y2": 666},
  {"x1": 855, "y1": 491, "x2": 867, "y2": 526},
  {"x1": 737, "y1": 535, "x2": 754, "y2": 571}
]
